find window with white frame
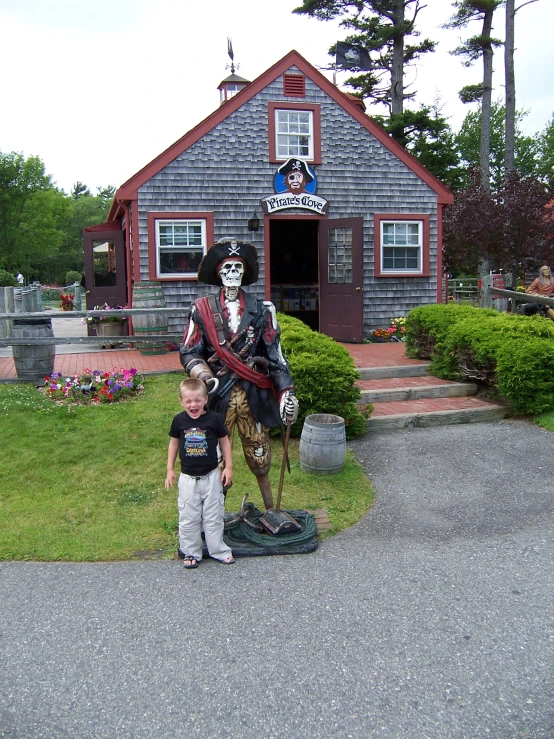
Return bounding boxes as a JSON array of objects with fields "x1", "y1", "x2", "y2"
[
  {"x1": 380, "y1": 220, "x2": 423, "y2": 273},
  {"x1": 328, "y1": 227, "x2": 353, "y2": 283},
  {"x1": 275, "y1": 109, "x2": 314, "y2": 160},
  {"x1": 156, "y1": 219, "x2": 207, "y2": 276}
]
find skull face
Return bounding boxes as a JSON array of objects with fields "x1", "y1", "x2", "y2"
[{"x1": 218, "y1": 259, "x2": 245, "y2": 287}]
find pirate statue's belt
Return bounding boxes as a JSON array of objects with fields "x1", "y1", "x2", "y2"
[{"x1": 194, "y1": 295, "x2": 274, "y2": 391}]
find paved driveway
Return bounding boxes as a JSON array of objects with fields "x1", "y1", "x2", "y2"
[{"x1": 1, "y1": 420, "x2": 553, "y2": 738}]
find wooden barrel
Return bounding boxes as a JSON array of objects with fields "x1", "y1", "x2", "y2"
[
  {"x1": 12, "y1": 317, "x2": 55, "y2": 385},
  {"x1": 299, "y1": 413, "x2": 346, "y2": 475},
  {"x1": 131, "y1": 282, "x2": 168, "y2": 356}
]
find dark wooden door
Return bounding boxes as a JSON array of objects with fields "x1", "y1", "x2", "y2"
[
  {"x1": 319, "y1": 217, "x2": 364, "y2": 342},
  {"x1": 83, "y1": 229, "x2": 127, "y2": 310}
]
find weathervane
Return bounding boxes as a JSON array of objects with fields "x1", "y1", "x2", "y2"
[{"x1": 226, "y1": 37, "x2": 239, "y2": 74}]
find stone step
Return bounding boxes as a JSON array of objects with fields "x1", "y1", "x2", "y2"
[
  {"x1": 357, "y1": 376, "x2": 478, "y2": 403},
  {"x1": 355, "y1": 363, "x2": 510, "y2": 430},
  {"x1": 358, "y1": 363, "x2": 430, "y2": 380},
  {"x1": 365, "y1": 396, "x2": 510, "y2": 431}
]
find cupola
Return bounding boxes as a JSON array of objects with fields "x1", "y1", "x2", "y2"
[
  {"x1": 218, "y1": 72, "x2": 250, "y2": 104},
  {"x1": 218, "y1": 37, "x2": 250, "y2": 105}
]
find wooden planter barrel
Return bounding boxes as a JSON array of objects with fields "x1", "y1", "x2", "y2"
[
  {"x1": 96, "y1": 320, "x2": 124, "y2": 349},
  {"x1": 131, "y1": 282, "x2": 168, "y2": 356},
  {"x1": 95, "y1": 321, "x2": 124, "y2": 337},
  {"x1": 299, "y1": 413, "x2": 346, "y2": 475},
  {"x1": 12, "y1": 317, "x2": 55, "y2": 385}
]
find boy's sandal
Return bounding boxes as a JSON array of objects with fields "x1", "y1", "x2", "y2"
[
  {"x1": 221, "y1": 556, "x2": 235, "y2": 565},
  {"x1": 183, "y1": 556, "x2": 199, "y2": 569}
]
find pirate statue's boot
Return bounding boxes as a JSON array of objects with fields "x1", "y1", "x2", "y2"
[{"x1": 256, "y1": 473, "x2": 274, "y2": 510}]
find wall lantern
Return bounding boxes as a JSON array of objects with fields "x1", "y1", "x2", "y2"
[{"x1": 248, "y1": 212, "x2": 260, "y2": 232}]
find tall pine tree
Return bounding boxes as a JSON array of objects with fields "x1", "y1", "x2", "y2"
[
  {"x1": 444, "y1": 0, "x2": 503, "y2": 189},
  {"x1": 293, "y1": 0, "x2": 436, "y2": 146}
]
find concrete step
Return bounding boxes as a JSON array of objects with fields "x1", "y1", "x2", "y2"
[
  {"x1": 357, "y1": 376, "x2": 478, "y2": 403},
  {"x1": 365, "y1": 396, "x2": 510, "y2": 431}
]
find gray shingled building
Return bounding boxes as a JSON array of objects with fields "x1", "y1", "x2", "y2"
[{"x1": 84, "y1": 49, "x2": 453, "y2": 343}]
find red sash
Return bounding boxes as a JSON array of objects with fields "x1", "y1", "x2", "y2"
[{"x1": 195, "y1": 296, "x2": 274, "y2": 391}]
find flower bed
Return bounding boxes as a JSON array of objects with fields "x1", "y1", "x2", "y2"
[
  {"x1": 370, "y1": 317, "x2": 407, "y2": 342},
  {"x1": 42, "y1": 368, "x2": 143, "y2": 405}
]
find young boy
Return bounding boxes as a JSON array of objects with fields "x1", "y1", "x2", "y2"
[{"x1": 165, "y1": 378, "x2": 234, "y2": 569}]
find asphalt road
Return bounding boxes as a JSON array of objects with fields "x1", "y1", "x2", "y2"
[{"x1": 1, "y1": 419, "x2": 553, "y2": 739}]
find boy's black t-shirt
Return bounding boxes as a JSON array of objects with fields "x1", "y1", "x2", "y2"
[{"x1": 169, "y1": 409, "x2": 228, "y2": 476}]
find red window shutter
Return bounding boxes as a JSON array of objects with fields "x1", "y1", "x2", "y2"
[{"x1": 283, "y1": 74, "x2": 305, "y2": 97}]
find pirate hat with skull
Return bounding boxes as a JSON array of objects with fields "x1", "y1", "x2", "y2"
[
  {"x1": 277, "y1": 158, "x2": 314, "y2": 183},
  {"x1": 197, "y1": 238, "x2": 259, "y2": 286}
]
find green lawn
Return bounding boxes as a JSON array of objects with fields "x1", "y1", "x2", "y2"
[
  {"x1": 0, "y1": 375, "x2": 374, "y2": 561},
  {"x1": 534, "y1": 410, "x2": 554, "y2": 433}
]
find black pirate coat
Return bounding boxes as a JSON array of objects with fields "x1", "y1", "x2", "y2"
[{"x1": 180, "y1": 289, "x2": 294, "y2": 428}]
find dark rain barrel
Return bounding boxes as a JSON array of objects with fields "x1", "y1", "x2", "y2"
[
  {"x1": 12, "y1": 317, "x2": 55, "y2": 385},
  {"x1": 131, "y1": 281, "x2": 168, "y2": 356},
  {"x1": 299, "y1": 413, "x2": 346, "y2": 475}
]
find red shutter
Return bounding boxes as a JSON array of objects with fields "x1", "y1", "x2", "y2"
[{"x1": 283, "y1": 74, "x2": 305, "y2": 97}]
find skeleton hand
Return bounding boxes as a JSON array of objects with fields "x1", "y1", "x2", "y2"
[{"x1": 280, "y1": 391, "x2": 299, "y2": 424}]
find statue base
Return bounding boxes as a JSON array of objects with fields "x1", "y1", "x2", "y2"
[{"x1": 177, "y1": 502, "x2": 318, "y2": 558}]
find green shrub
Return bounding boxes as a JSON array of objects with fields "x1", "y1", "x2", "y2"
[
  {"x1": 65, "y1": 271, "x2": 82, "y2": 285},
  {"x1": 405, "y1": 303, "x2": 490, "y2": 359},
  {"x1": 278, "y1": 314, "x2": 368, "y2": 439},
  {"x1": 496, "y1": 338, "x2": 554, "y2": 414},
  {"x1": 431, "y1": 313, "x2": 512, "y2": 382},
  {"x1": 0, "y1": 269, "x2": 17, "y2": 287},
  {"x1": 41, "y1": 287, "x2": 63, "y2": 302},
  {"x1": 405, "y1": 303, "x2": 554, "y2": 414}
]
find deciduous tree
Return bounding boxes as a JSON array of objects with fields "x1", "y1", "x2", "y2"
[
  {"x1": 443, "y1": 168, "x2": 553, "y2": 276},
  {"x1": 455, "y1": 102, "x2": 539, "y2": 190},
  {"x1": 0, "y1": 151, "x2": 64, "y2": 276},
  {"x1": 56, "y1": 188, "x2": 113, "y2": 282},
  {"x1": 536, "y1": 114, "x2": 554, "y2": 189},
  {"x1": 443, "y1": 168, "x2": 500, "y2": 273},
  {"x1": 499, "y1": 170, "x2": 554, "y2": 272}
]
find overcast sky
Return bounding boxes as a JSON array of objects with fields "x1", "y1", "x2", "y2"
[{"x1": 1, "y1": 0, "x2": 552, "y2": 195}]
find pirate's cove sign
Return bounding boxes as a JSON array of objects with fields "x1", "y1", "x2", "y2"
[{"x1": 261, "y1": 158, "x2": 329, "y2": 214}]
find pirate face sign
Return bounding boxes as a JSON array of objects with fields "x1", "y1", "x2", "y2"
[
  {"x1": 275, "y1": 158, "x2": 315, "y2": 195},
  {"x1": 286, "y1": 169, "x2": 306, "y2": 192},
  {"x1": 218, "y1": 259, "x2": 245, "y2": 287}
]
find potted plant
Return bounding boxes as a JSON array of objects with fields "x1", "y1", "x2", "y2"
[
  {"x1": 59, "y1": 292, "x2": 74, "y2": 311},
  {"x1": 83, "y1": 304, "x2": 128, "y2": 343}
]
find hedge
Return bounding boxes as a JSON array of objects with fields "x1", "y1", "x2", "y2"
[
  {"x1": 0, "y1": 269, "x2": 17, "y2": 287},
  {"x1": 405, "y1": 303, "x2": 554, "y2": 414},
  {"x1": 65, "y1": 271, "x2": 82, "y2": 285},
  {"x1": 41, "y1": 287, "x2": 63, "y2": 302},
  {"x1": 278, "y1": 313, "x2": 368, "y2": 439}
]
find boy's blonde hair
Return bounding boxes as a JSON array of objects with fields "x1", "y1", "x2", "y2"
[{"x1": 179, "y1": 377, "x2": 208, "y2": 398}]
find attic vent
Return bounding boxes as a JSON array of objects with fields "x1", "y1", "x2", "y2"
[{"x1": 283, "y1": 74, "x2": 305, "y2": 97}]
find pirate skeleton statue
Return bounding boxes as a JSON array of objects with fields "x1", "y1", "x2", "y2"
[{"x1": 180, "y1": 238, "x2": 299, "y2": 510}]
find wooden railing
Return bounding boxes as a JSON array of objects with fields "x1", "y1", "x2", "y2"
[
  {"x1": 0, "y1": 305, "x2": 185, "y2": 348},
  {"x1": 447, "y1": 278, "x2": 480, "y2": 303},
  {"x1": 488, "y1": 286, "x2": 554, "y2": 309}
]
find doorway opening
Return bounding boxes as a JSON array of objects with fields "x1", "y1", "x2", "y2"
[{"x1": 269, "y1": 219, "x2": 319, "y2": 331}]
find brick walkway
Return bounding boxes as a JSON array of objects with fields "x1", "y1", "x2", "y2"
[
  {"x1": 0, "y1": 341, "x2": 412, "y2": 381},
  {"x1": 0, "y1": 338, "x2": 505, "y2": 420},
  {"x1": 342, "y1": 341, "x2": 423, "y2": 367}
]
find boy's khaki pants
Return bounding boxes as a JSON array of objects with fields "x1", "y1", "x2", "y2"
[{"x1": 178, "y1": 469, "x2": 232, "y2": 562}]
